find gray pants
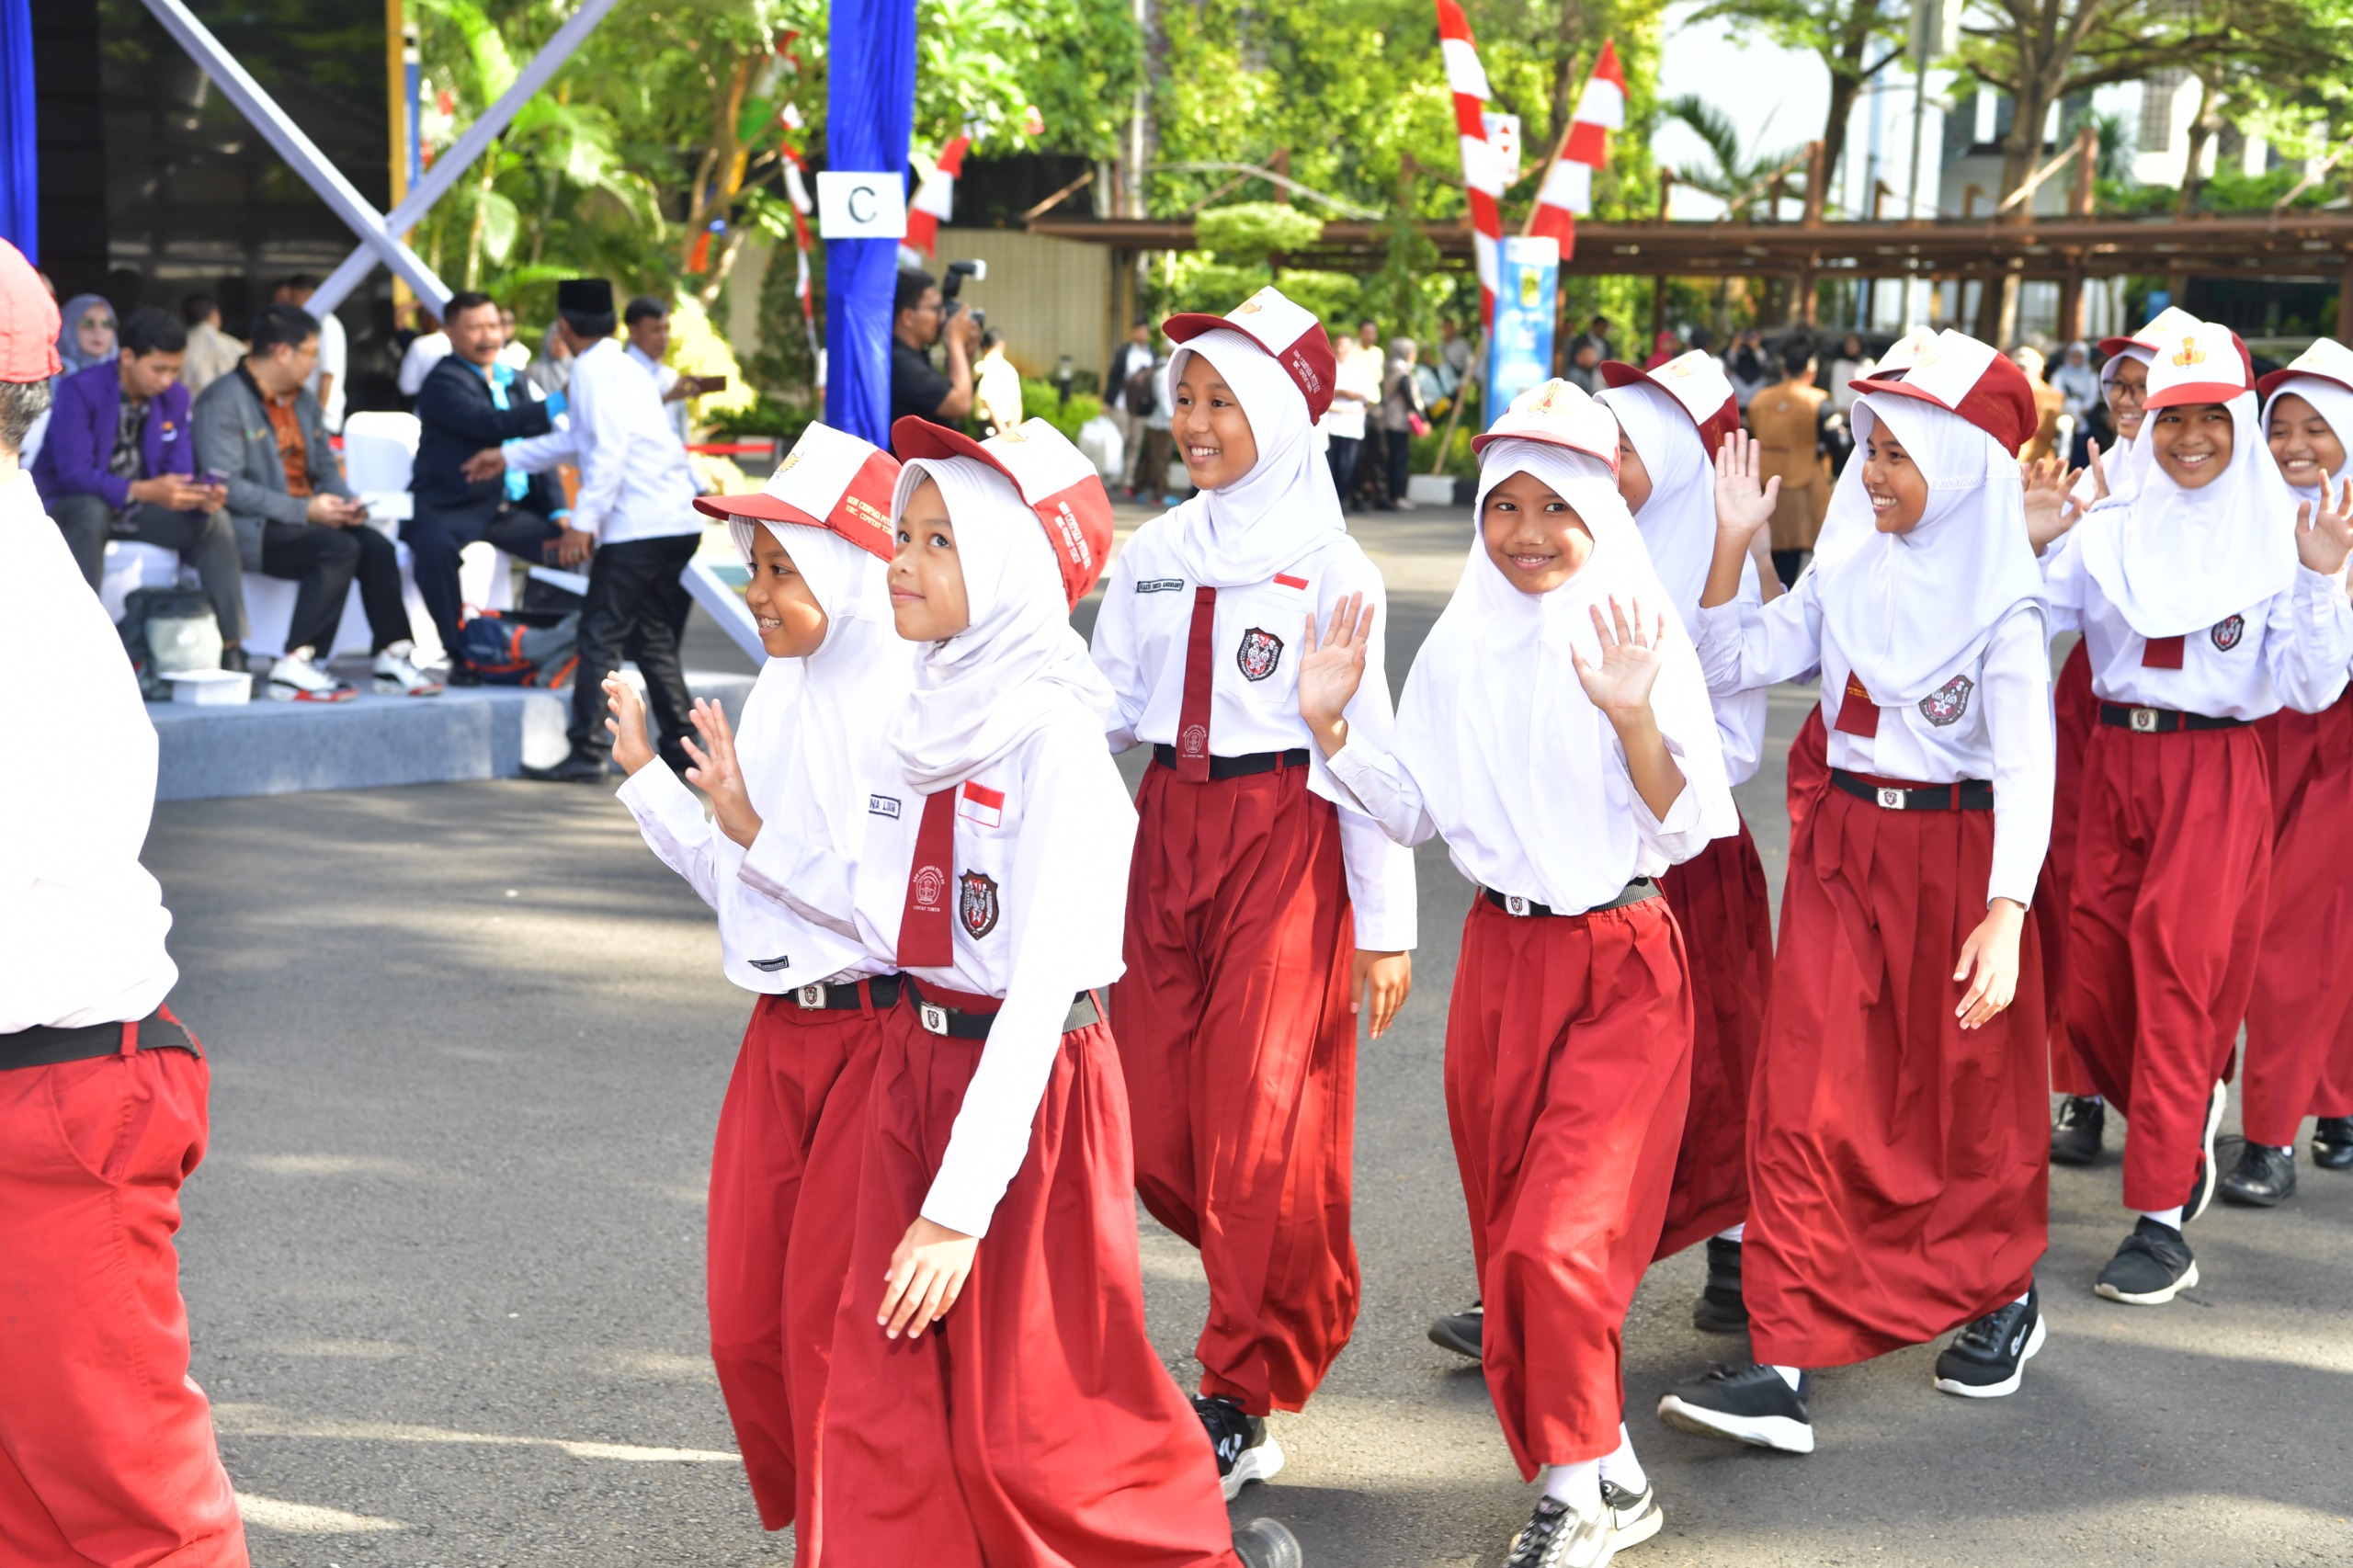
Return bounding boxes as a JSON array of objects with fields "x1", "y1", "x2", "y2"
[{"x1": 51, "y1": 493, "x2": 249, "y2": 642}]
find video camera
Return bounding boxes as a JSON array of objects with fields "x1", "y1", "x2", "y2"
[{"x1": 941, "y1": 258, "x2": 988, "y2": 331}]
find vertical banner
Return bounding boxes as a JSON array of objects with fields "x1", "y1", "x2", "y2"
[
  {"x1": 824, "y1": 0, "x2": 916, "y2": 446},
  {"x1": 1485, "y1": 235, "x2": 1560, "y2": 422},
  {"x1": 0, "y1": 0, "x2": 35, "y2": 260}
]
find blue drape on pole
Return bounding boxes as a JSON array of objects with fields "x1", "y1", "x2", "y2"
[
  {"x1": 824, "y1": 0, "x2": 915, "y2": 446},
  {"x1": 0, "y1": 0, "x2": 36, "y2": 262}
]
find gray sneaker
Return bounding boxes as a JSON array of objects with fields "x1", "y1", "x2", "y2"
[{"x1": 1503, "y1": 1496, "x2": 1614, "y2": 1568}]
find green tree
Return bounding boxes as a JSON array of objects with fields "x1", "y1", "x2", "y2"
[{"x1": 1678, "y1": 0, "x2": 1904, "y2": 224}]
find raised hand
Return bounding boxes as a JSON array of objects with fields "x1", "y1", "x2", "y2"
[
  {"x1": 602, "y1": 674, "x2": 655, "y2": 776},
  {"x1": 1713, "y1": 428, "x2": 1781, "y2": 544},
  {"x1": 2296, "y1": 473, "x2": 2353, "y2": 577},
  {"x1": 2082, "y1": 438, "x2": 2111, "y2": 506},
  {"x1": 1298, "y1": 591, "x2": 1374, "y2": 756},
  {"x1": 681, "y1": 698, "x2": 764, "y2": 847},
  {"x1": 2020, "y1": 452, "x2": 2086, "y2": 551},
  {"x1": 1570, "y1": 596, "x2": 1666, "y2": 722}
]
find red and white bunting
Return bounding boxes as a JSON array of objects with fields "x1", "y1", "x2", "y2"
[
  {"x1": 904, "y1": 134, "x2": 972, "y2": 259},
  {"x1": 1529, "y1": 40, "x2": 1625, "y2": 259},
  {"x1": 1434, "y1": 0, "x2": 1502, "y2": 326}
]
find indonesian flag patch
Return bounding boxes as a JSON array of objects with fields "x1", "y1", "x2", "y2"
[{"x1": 958, "y1": 780, "x2": 1005, "y2": 829}]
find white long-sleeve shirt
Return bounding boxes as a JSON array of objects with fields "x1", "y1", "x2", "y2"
[
  {"x1": 2039, "y1": 530, "x2": 2353, "y2": 719},
  {"x1": 1089, "y1": 518, "x2": 1417, "y2": 950},
  {"x1": 1697, "y1": 574, "x2": 2056, "y2": 908},
  {"x1": 506, "y1": 338, "x2": 699, "y2": 544}
]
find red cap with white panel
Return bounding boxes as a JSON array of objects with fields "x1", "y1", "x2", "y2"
[
  {"x1": 694, "y1": 421, "x2": 900, "y2": 562},
  {"x1": 1598, "y1": 349, "x2": 1740, "y2": 451},
  {"x1": 1470, "y1": 376, "x2": 1621, "y2": 472},
  {"x1": 892, "y1": 415, "x2": 1114, "y2": 608},
  {"x1": 1847, "y1": 328, "x2": 2037, "y2": 451},
  {"x1": 1162, "y1": 286, "x2": 1338, "y2": 422},
  {"x1": 2142, "y1": 320, "x2": 2256, "y2": 411}
]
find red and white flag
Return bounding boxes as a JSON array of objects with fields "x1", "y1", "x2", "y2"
[
  {"x1": 1434, "y1": 0, "x2": 1502, "y2": 326},
  {"x1": 904, "y1": 134, "x2": 971, "y2": 258},
  {"x1": 1529, "y1": 40, "x2": 1625, "y2": 259}
]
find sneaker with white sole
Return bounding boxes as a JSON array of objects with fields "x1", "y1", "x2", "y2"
[
  {"x1": 2095, "y1": 1217, "x2": 2198, "y2": 1304},
  {"x1": 1656, "y1": 1363, "x2": 1813, "y2": 1453},
  {"x1": 1933, "y1": 1286, "x2": 2045, "y2": 1397},
  {"x1": 2186, "y1": 1078, "x2": 2228, "y2": 1222},
  {"x1": 1502, "y1": 1495, "x2": 1614, "y2": 1568},
  {"x1": 372, "y1": 641, "x2": 445, "y2": 697},
  {"x1": 1194, "y1": 1392, "x2": 1283, "y2": 1501},
  {"x1": 1600, "y1": 1478, "x2": 1662, "y2": 1551},
  {"x1": 267, "y1": 646, "x2": 355, "y2": 703}
]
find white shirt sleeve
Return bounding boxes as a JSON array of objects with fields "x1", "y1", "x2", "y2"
[
  {"x1": 2036, "y1": 528, "x2": 2086, "y2": 637},
  {"x1": 615, "y1": 762, "x2": 722, "y2": 910},
  {"x1": 1088, "y1": 550, "x2": 1146, "y2": 754},
  {"x1": 1628, "y1": 732, "x2": 1711, "y2": 867},
  {"x1": 505, "y1": 420, "x2": 576, "y2": 474},
  {"x1": 2264, "y1": 567, "x2": 2353, "y2": 713},
  {"x1": 1323, "y1": 739, "x2": 1439, "y2": 848},
  {"x1": 738, "y1": 816, "x2": 867, "y2": 944},
  {"x1": 560, "y1": 355, "x2": 630, "y2": 540},
  {"x1": 1328, "y1": 568, "x2": 1418, "y2": 951},
  {"x1": 1981, "y1": 606, "x2": 2056, "y2": 907},
  {"x1": 1696, "y1": 572, "x2": 1825, "y2": 694}
]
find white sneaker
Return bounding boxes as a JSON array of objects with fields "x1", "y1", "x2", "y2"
[
  {"x1": 267, "y1": 647, "x2": 356, "y2": 703},
  {"x1": 372, "y1": 641, "x2": 445, "y2": 698}
]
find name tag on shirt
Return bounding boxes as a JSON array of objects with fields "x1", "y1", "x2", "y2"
[
  {"x1": 1136, "y1": 577, "x2": 1185, "y2": 593},
  {"x1": 958, "y1": 780, "x2": 1005, "y2": 829},
  {"x1": 869, "y1": 794, "x2": 902, "y2": 818}
]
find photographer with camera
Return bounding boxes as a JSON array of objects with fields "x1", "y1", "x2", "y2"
[{"x1": 889, "y1": 265, "x2": 980, "y2": 428}]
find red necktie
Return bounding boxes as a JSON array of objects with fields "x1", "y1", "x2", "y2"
[
  {"x1": 1176, "y1": 585, "x2": 1218, "y2": 782},
  {"x1": 1833, "y1": 668, "x2": 1881, "y2": 739},
  {"x1": 2141, "y1": 635, "x2": 2185, "y2": 670},
  {"x1": 896, "y1": 785, "x2": 958, "y2": 969}
]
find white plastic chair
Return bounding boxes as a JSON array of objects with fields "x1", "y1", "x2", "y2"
[{"x1": 98, "y1": 540, "x2": 187, "y2": 623}]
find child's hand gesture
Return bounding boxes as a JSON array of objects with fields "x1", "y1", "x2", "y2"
[
  {"x1": 2020, "y1": 452, "x2": 2086, "y2": 551},
  {"x1": 681, "y1": 698, "x2": 764, "y2": 848},
  {"x1": 1713, "y1": 428, "x2": 1780, "y2": 545},
  {"x1": 1571, "y1": 597, "x2": 1665, "y2": 722},
  {"x1": 602, "y1": 676, "x2": 655, "y2": 776},
  {"x1": 1298, "y1": 592, "x2": 1374, "y2": 758},
  {"x1": 2295, "y1": 473, "x2": 2353, "y2": 577},
  {"x1": 879, "y1": 1216, "x2": 977, "y2": 1338}
]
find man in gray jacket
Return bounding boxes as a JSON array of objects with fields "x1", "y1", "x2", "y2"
[{"x1": 192, "y1": 303, "x2": 438, "y2": 699}]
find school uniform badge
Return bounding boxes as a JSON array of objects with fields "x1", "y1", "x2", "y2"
[
  {"x1": 959, "y1": 870, "x2": 1000, "y2": 938},
  {"x1": 1917, "y1": 673, "x2": 1973, "y2": 727},
  {"x1": 1237, "y1": 627, "x2": 1284, "y2": 682},
  {"x1": 2211, "y1": 614, "x2": 2245, "y2": 651}
]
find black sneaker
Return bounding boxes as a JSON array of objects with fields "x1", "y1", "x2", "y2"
[
  {"x1": 1692, "y1": 1236, "x2": 1747, "y2": 1334},
  {"x1": 1932, "y1": 1286, "x2": 2045, "y2": 1398},
  {"x1": 2094, "y1": 1217, "x2": 2199, "y2": 1305},
  {"x1": 1600, "y1": 1477, "x2": 1663, "y2": 1550},
  {"x1": 1501, "y1": 1496, "x2": 1611, "y2": 1568},
  {"x1": 2219, "y1": 1141, "x2": 2297, "y2": 1207},
  {"x1": 1231, "y1": 1517, "x2": 1303, "y2": 1568},
  {"x1": 2186, "y1": 1079, "x2": 2227, "y2": 1222},
  {"x1": 2315, "y1": 1117, "x2": 2353, "y2": 1171},
  {"x1": 1193, "y1": 1393, "x2": 1283, "y2": 1501},
  {"x1": 522, "y1": 750, "x2": 614, "y2": 783},
  {"x1": 2050, "y1": 1096, "x2": 2105, "y2": 1166},
  {"x1": 1655, "y1": 1363, "x2": 1813, "y2": 1453},
  {"x1": 1428, "y1": 1302, "x2": 1483, "y2": 1359}
]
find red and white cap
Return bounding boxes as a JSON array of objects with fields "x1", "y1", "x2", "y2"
[
  {"x1": 1598, "y1": 349, "x2": 1739, "y2": 451},
  {"x1": 1847, "y1": 329, "x2": 2036, "y2": 451},
  {"x1": 1470, "y1": 377, "x2": 1620, "y2": 472},
  {"x1": 892, "y1": 415, "x2": 1113, "y2": 608},
  {"x1": 2143, "y1": 319, "x2": 2254, "y2": 410},
  {"x1": 1870, "y1": 326, "x2": 1940, "y2": 379},
  {"x1": 0, "y1": 239, "x2": 59, "y2": 384},
  {"x1": 1162, "y1": 286, "x2": 1337, "y2": 422},
  {"x1": 2097, "y1": 304, "x2": 2203, "y2": 362},
  {"x1": 2256, "y1": 335, "x2": 2353, "y2": 401},
  {"x1": 693, "y1": 421, "x2": 899, "y2": 562}
]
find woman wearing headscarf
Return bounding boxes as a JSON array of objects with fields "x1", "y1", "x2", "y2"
[
  {"x1": 804, "y1": 416, "x2": 1297, "y2": 1568},
  {"x1": 1089, "y1": 287, "x2": 1415, "y2": 1494},
  {"x1": 1299, "y1": 379, "x2": 1733, "y2": 1568},
  {"x1": 54, "y1": 294, "x2": 115, "y2": 375},
  {"x1": 2041, "y1": 318, "x2": 2353, "y2": 1306},
  {"x1": 1379, "y1": 335, "x2": 1426, "y2": 510},
  {"x1": 1660, "y1": 331, "x2": 2058, "y2": 1454}
]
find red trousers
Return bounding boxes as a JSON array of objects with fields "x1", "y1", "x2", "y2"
[
  {"x1": 2063, "y1": 725, "x2": 2272, "y2": 1210},
  {"x1": 1447, "y1": 894, "x2": 1691, "y2": 1476},
  {"x1": 705, "y1": 991, "x2": 886, "y2": 1535},
  {"x1": 812, "y1": 1010, "x2": 1240, "y2": 1568},
  {"x1": 1746, "y1": 783, "x2": 2049, "y2": 1368},
  {"x1": 0, "y1": 1047, "x2": 247, "y2": 1568},
  {"x1": 1654, "y1": 814, "x2": 1773, "y2": 1258},
  {"x1": 1114, "y1": 762, "x2": 1359, "y2": 1415},
  {"x1": 2240, "y1": 701, "x2": 2353, "y2": 1144},
  {"x1": 2045, "y1": 642, "x2": 2099, "y2": 1094}
]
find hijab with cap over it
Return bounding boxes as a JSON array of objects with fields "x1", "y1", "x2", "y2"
[
  {"x1": 2256, "y1": 338, "x2": 2353, "y2": 506},
  {"x1": 1803, "y1": 325, "x2": 1942, "y2": 577},
  {"x1": 0, "y1": 240, "x2": 61, "y2": 386},
  {"x1": 1595, "y1": 349, "x2": 1741, "y2": 627},
  {"x1": 1395, "y1": 380, "x2": 1734, "y2": 915}
]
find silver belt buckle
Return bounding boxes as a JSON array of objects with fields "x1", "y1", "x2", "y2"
[
  {"x1": 1504, "y1": 893, "x2": 1529, "y2": 916},
  {"x1": 2130, "y1": 707, "x2": 2160, "y2": 733},
  {"x1": 918, "y1": 1002, "x2": 949, "y2": 1036},
  {"x1": 1876, "y1": 787, "x2": 1904, "y2": 810},
  {"x1": 796, "y1": 983, "x2": 826, "y2": 1010}
]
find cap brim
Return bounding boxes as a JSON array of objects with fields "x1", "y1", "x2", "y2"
[
  {"x1": 2256, "y1": 367, "x2": 2353, "y2": 401},
  {"x1": 2095, "y1": 335, "x2": 2138, "y2": 359},
  {"x1": 2145, "y1": 381, "x2": 2249, "y2": 410},
  {"x1": 1160, "y1": 312, "x2": 1237, "y2": 347},
  {"x1": 1597, "y1": 360, "x2": 1648, "y2": 391},
  {"x1": 1469, "y1": 426, "x2": 1615, "y2": 461},
  {"x1": 892, "y1": 415, "x2": 1028, "y2": 494},
  {"x1": 692, "y1": 492, "x2": 828, "y2": 530},
  {"x1": 1851, "y1": 376, "x2": 2026, "y2": 451}
]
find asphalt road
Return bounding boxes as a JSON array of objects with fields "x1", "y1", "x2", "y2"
[{"x1": 149, "y1": 507, "x2": 2353, "y2": 1566}]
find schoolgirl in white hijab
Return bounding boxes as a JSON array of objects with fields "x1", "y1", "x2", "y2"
[{"x1": 1298, "y1": 379, "x2": 1730, "y2": 1567}]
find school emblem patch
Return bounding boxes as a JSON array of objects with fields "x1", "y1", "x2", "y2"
[
  {"x1": 911, "y1": 865, "x2": 947, "y2": 912},
  {"x1": 958, "y1": 870, "x2": 1000, "y2": 938},
  {"x1": 1180, "y1": 722, "x2": 1209, "y2": 759},
  {"x1": 1237, "y1": 627, "x2": 1284, "y2": 682},
  {"x1": 1917, "y1": 673, "x2": 1973, "y2": 728},
  {"x1": 2211, "y1": 614, "x2": 2245, "y2": 651}
]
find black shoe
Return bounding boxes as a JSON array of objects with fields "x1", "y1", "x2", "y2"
[
  {"x1": 1193, "y1": 1393, "x2": 1283, "y2": 1502},
  {"x1": 220, "y1": 644, "x2": 249, "y2": 674},
  {"x1": 2186, "y1": 1079, "x2": 2227, "y2": 1222},
  {"x1": 1427, "y1": 1302, "x2": 1483, "y2": 1359},
  {"x1": 1933, "y1": 1285, "x2": 2045, "y2": 1398},
  {"x1": 1692, "y1": 1235, "x2": 1747, "y2": 1333},
  {"x1": 445, "y1": 660, "x2": 483, "y2": 687},
  {"x1": 2095, "y1": 1217, "x2": 2199, "y2": 1305},
  {"x1": 2315, "y1": 1117, "x2": 2353, "y2": 1170},
  {"x1": 2219, "y1": 1141, "x2": 2297, "y2": 1207},
  {"x1": 2050, "y1": 1096, "x2": 2105, "y2": 1166},
  {"x1": 522, "y1": 751, "x2": 613, "y2": 783},
  {"x1": 1600, "y1": 1477, "x2": 1664, "y2": 1550},
  {"x1": 1231, "y1": 1517, "x2": 1303, "y2": 1568},
  {"x1": 1655, "y1": 1363, "x2": 1813, "y2": 1453},
  {"x1": 1502, "y1": 1496, "x2": 1611, "y2": 1568}
]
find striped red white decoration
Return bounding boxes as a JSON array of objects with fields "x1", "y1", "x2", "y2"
[
  {"x1": 1529, "y1": 40, "x2": 1626, "y2": 258},
  {"x1": 904, "y1": 134, "x2": 972, "y2": 258},
  {"x1": 1435, "y1": 0, "x2": 1502, "y2": 326}
]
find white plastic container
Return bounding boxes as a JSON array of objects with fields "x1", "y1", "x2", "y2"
[{"x1": 166, "y1": 668, "x2": 253, "y2": 706}]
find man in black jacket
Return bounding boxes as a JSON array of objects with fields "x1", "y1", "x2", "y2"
[{"x1": 406, "y1": 290, "x2": 572, "y2": 662}]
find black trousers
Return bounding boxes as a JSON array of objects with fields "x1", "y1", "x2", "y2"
[
  {"x1": 404, "y1": 501, "x2": 565, "y2": 653},
  {"x1": 259, "y1": 520, "x2": 410, "y2": 658},
  {"x1": 1383, "y1": 426, "x2": 1413, "y2": 506},
  {"x1": 51, "y1": 494, "x2": 248, "y2": 642},
  {"x1": 570, "y1": 532, "x2": 699, "y2": 767},
  {"x1": 1325, "y1": 436, "x2": 1361, "y2": 507}
]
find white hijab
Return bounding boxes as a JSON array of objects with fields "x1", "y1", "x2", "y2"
[
  {"x1": 1817, "y1": 395, "x2": 2046, "y2": 704},
  {"x1": 1596, "y1": 381, "x2": 1714, "y2": 627},
  {"x1": 887, "y1": 456, "x2": 1116, "y2": 791},
  {"x1": 2074, "y1": 391, "x2": 2301, "y2": 639},
  {"x1": 2260, "y1": 373, "x2": 2353, "y2": 506},
  {"x1": 1162, "y1": 327, "x2": 1346, "y2": 586},
  {"x1": 1394, "y1": 437, "x2": 1734, "y2": 914}
]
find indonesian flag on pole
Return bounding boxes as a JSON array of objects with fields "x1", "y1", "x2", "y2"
[
  {"x1": 1435, "y1": 0, "x2": 1502, "y2": 326},
  {"x1": 904, "y1": 134, "x2": 972, "y2": 258},
  {"x1": 1529, "y1": 40, "x2": 1625, "y2": 258}
]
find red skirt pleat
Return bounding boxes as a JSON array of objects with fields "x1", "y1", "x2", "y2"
[
  {"x1": 2043, "y1": 641, "x2": 2099, "y2": 1092},
  {"x1": 1785, "y1": 701, "x2": 1830, "y2": 838},
  {"x1": 1654, "y1": 814, "x2": 1773, "y2": 1258},
  {"x1": 1446, "y1": 894, "x2": 1692, "y2": 1476},
  {"x1": 1745, "y1": 784, "x2": 2049, "y2": 1368},
  {"x1": 811, "y1": 1013, "x2": 1241, "y2": 1568},
  {"x1": 2063, "y1": 725, "x2": 2272, "y2": 1210},
  {"x1": 705, "y1": 994, "x2": 884, "y2": 1533},
  {"x1": 2241, "y1": 699, "x2": 2353, "y2": 1144},
  {"x1": 1113, "y1": 762, "x2": 1359, "y2": 1415}
]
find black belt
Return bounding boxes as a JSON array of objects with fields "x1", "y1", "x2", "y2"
[
  {"x1": 904, "y1": 978, "x2": 1101, "y2": 1040},
  {"x1": 1, "y1": 1008, "x2": 200, "y2": 1072},
  {"x1": 1151, "y1": 744, "x2": 1312, "y2": 779},
  {"x1": 2097, "y1": 701, "x2": 2246, "y2": 734},
  {"x1": 785, "y1": 975, "x2": 904, "y2": 1012},
  {"x1": 1481, "y1": 878, "x2": 1661, "y2": 919},
  {"x1": 1830, "y1": 768, "x2": 1994, "y2": 811}
]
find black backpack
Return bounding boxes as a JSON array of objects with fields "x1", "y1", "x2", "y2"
[{"x1": 118, "y1": 585, "x2": 222, "y2": 700}]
